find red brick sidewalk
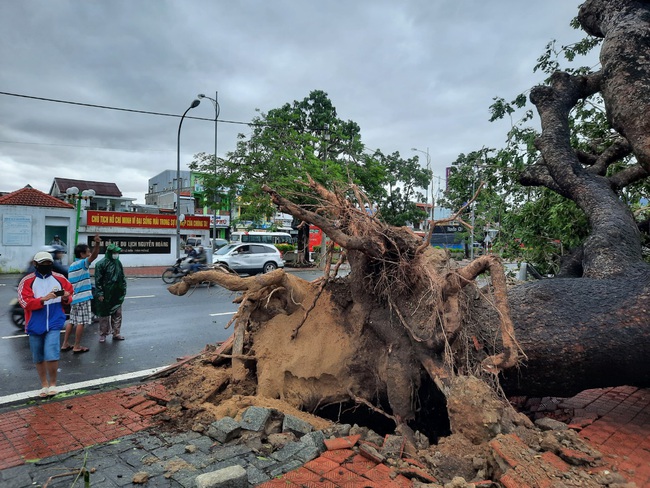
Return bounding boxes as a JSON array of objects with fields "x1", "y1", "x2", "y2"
[
  {"x1": 0, "y1": 384, "x2": 648, "y2": 486},
  {"x1": 556, "y1": 387, "x2": 650, "y2": 484},
  {"x1": 511, "y1": 386, "x2": 650, "y2": 486},
  {"x1": 0, "y1": 382, "x2": 167, "y2": 470}
]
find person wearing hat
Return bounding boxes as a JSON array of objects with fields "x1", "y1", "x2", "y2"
[
  {"x1": 17, "y1": 251, "x2": 73, "y2": 397},
  {"x1": 94, "y1": 243, "x2": 127, "y2": 342}
]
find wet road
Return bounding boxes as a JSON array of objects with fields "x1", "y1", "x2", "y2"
[{"x1": 0, "y1": 270, "x2": 324, "y2": 397}]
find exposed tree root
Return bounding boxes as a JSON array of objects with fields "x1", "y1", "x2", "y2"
[{"x1": 167, "y1": 180, "x2": 521, "y2": 438}]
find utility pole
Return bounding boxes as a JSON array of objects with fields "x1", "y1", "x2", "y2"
[
  {"x1": 411, "y1": 147, "x2": 433, "y2": 224},
  {"x1": 198, "y1": 92, "x2": 221, "y2": 247}
]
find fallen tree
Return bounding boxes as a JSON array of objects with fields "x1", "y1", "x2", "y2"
[{"x1": 167, "y1": 0, "x2": 650, "y2": 451}]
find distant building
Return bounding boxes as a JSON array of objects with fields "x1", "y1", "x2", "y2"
[
  {"x1": 0, "y1": 177, "x2": 211, "y2": 271},
  {"x1": 145, "y1": 170, "x2": 233, "y2": 239},
  {"x1": 144, "y1": 170, "x2": 192, "y2": 212},
  {"x1": 50, "y1": 177, "x2": 135, "y2": 212}
]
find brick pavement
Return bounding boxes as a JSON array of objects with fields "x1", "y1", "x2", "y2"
[
  {"x1": 528, "y1": 386, "x2": 650, "y2": 485},
  {"x1": 0, "y1": 382, "x2": 165, "y2": 472},
  {"x1": 0, "y1": 384, "x2": 648, "y2": 487}
]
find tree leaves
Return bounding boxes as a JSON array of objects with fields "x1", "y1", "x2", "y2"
[{"x1": 191, "y1": 90, "x2": 431, "y2": 229}]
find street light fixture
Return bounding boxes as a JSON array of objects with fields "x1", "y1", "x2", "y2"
[
  {"x1": 197, "y1": 92, "x2": 221, "y2": 248},
  {"x1": 176, "y1": 98, "x2": 201, "y2": 259},
  {"x1": 65, "y1": 186, "x2": 96, "y2": 246},
  {"x1": 411, "y1": 147, "x2": 433, "y2": 221}
]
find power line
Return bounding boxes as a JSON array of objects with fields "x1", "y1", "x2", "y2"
[
  {"x1": 0, "y1": 90, "x2": 250, "y2": 126},
  {"x1": 0, "y1": 90, "x2": 331, "y2": 131},
  {"x1": 0, "y1": 139, "x2": 173, "y2": 152}
]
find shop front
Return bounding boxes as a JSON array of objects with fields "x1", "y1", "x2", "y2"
[{"x1": 80, "y1": 210, "x2": 210, "y2": 267}]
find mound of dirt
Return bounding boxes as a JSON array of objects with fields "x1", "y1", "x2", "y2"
[
  {"x1": 155, "y1": 353, "x2": 627, "y2": 487},
  {"x1": 158, "y1": 357, "x2": 332, "y2": 434}
]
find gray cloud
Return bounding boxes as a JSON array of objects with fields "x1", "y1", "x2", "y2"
[{"x1": 0, "y1": 0, "x2": 594, "y2": 201}]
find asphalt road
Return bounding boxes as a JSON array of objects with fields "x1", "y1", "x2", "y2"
[{"x1": 0, "y1": 269, "x2": 324, "y2": 399}]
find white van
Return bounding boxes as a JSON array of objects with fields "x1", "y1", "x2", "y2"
[{"x1": 230, "y1": 231, "x2": 293, "y2": 245}]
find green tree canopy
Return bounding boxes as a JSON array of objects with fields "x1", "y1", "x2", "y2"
[{"x1": 190, "y1": 90, "x2": 431, "y2": 229}]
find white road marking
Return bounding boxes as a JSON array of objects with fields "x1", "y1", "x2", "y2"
[
  {"x1": 209, "y1": 312, "x2": 236, "y2": 317},
  {"x1": 126, "y1": 295, "x2": 155, "y2": 299},
  {"x1": 2, "y1": 330, "x2": 65, "y2": 340},
  {"x1": 0, "y1": 366, "x2": 167, "y2": 406}
]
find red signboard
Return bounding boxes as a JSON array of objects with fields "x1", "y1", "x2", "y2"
[
  {"x1": 87, "y1": 211, "x2": 210, "y2": 230},
  {"x1": 309, "y1": 227, "x2": 323, "y2": 252}
]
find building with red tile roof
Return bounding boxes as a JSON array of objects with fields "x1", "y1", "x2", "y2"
[
  {"x1": 0, "y1": 186, "x2": 75, "y2": 273},
  {"x1": 0, "y1": 186, "x2": 74, "y2": 209}
]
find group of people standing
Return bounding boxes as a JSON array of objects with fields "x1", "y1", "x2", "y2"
[{"x1": 17, "y1": 236, "x2": 128, "y2": 397}]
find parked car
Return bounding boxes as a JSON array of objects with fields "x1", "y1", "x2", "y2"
[{"x1": 213, "y1": 243, "x2": 284, "y2": 275}]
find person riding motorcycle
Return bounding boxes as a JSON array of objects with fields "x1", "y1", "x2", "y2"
[
  {"x1": 161, "y1": 246, "x2": 208, "y2": 283},
  {"x1": 190, "y1": 246, "x2": 207, "y2": 273}
]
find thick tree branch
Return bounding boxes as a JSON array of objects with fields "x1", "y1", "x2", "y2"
[
  {"x1": 519, "y1": 159, "x2": 566, "y2": 195},
  {"x1": 531, "y1": 66, "x2": 641, "y2": 277},
  {"x1": 590, "y1": 137, "x2": 633, "y2": 175},
  {"x1": 609, "y1": 163, "x2": 650, "y2": 191}
]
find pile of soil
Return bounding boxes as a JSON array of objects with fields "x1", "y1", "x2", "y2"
[{"x1": 155, "y1": 351, "x2": 630, "y2": 487}]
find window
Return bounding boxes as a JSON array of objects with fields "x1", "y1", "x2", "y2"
[{"x1": 252, "y1": 245, "x2": 271, "y2": 254}]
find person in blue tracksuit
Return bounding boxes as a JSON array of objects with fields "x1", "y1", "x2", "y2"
[{"x1": 18, "y1": 251, "x2": 73, "y2": 397}]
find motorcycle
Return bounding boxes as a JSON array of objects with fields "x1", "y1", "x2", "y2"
[
  {"x1": 9, "y1": 297, "x2": 24, "y2": 329},
  {"x1": 161, "y1": 257, "x2": 207, "y2": 284}
]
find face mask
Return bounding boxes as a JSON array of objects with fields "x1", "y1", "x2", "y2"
[
  {"x1": 36, "y1": 263, "x2": 53, "y2": 275},
  {"x1": 113, "y1": 253, "x2": 120, "y2": 260}
]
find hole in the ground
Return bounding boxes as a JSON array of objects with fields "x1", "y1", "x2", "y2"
[
  {"x1": 313, "y1": 375, "x2": 451, "y2": 442},
  {"x1": 410, "y1": 372, "x2": 451, "y2": 442},
  {"x1": 314, "y1": 400, "x2": 397, "y2": 437}
]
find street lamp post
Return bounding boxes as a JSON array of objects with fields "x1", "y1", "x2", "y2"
[
  {"x1": 176, "y1": 98, "x2": 201, "y2": 259},
  {"x1": 197, "y1": 92, "x2": 221, "y2": 248},
  {"x1": 411, "y1": 147, "x2": 433, "y2": 221},
  {"x1": 65, "y1": 187, "x2": 96, "y2": 247}
]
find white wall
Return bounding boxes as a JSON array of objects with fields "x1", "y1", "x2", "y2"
[
  {"x1": 0, "y1": 206, "x2": 75, "y2": 273},
  {"x1": 0, "y1": 204, "x2": 210, "y2": 272}
]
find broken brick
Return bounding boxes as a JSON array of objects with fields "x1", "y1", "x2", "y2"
[
  {"x1": 559, "y1": 447, "x2": 596, "y2": 465},
  {"x1": 324, "y1": 434, "x2": 361, "y2": 451},
  {"x1": 359, "y1": 442, "x2": 385, "y2": 464},
  {"x1": 120, "y1": 395, "x2": 148, "y2": 409}
]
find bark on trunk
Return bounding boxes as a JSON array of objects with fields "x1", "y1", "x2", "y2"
[{"x1": 469, "y1": 268, "x2": 650, "y2": 397}]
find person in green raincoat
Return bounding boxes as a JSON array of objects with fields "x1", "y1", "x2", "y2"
[{"x1": 94, "y1": 243, "x2": 127, "y2": 342}]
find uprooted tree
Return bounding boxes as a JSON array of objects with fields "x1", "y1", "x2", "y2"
[{"x1": 169, "y1": 0, "x2": 650, "y2": 442}]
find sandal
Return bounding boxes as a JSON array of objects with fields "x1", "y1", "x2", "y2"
[
  {"x1": 99, "y1": 335, "x2": 106, "y2": 343},
  {"x1": 39, "y1": 387, "x2": 49, "y2": 398},
  {"x1": 73, "y1": 346, "x2": 90, "y2": 354},
  {"x1": 48, "y1": 387, "x2": 58, "y2": 396},
  {"x1": 113, "y1": 335, "x2": 125, "y2": 341},
  {"x1": 60, "y1": 345, "x2": 73, "y2": 352}
]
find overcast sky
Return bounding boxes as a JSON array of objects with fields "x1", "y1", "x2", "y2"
[{"x1": 0, "y1": 1, "x2": 594, "y2": 203}]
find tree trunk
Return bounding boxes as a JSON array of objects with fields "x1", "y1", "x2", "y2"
[{"x1": 469, "y1": 270, "x2": 650, "y2": 397}]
